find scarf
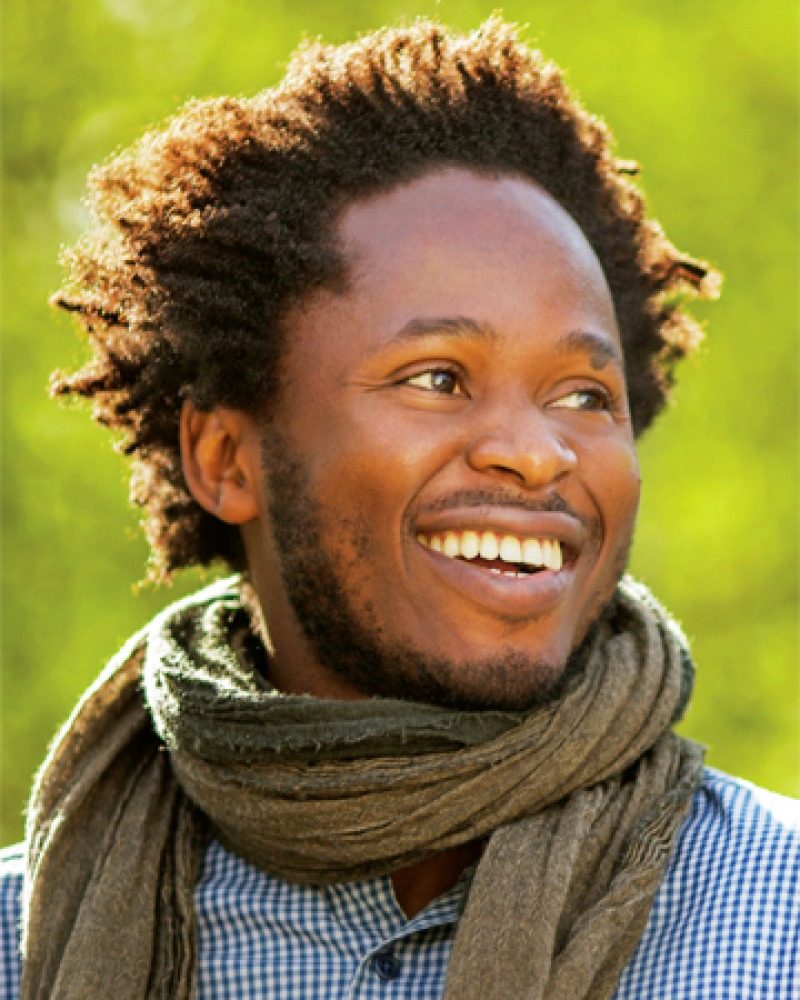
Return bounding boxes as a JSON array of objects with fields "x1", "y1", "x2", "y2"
[{"x1": 21, "y1": 576, "x2": 705, "y2": 1000}]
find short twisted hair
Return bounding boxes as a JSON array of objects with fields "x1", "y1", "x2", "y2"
[{"x1": 52, "y1": 18, "x2": 718, "y2": 579}]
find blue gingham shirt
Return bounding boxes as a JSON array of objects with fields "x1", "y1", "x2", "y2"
[{"x1": 2, "y1": 768, "x2": 798, "y2": 998}]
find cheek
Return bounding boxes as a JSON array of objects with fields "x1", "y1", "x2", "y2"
[
  {"x1": 306, "y1": 407, "x2": 459, "y2": 515},
  {"x1": 614, "y1": 442, "x2": 642, "y2": 512},
  {"x1": 585, "y1": 437, "x2": 641, "y2": 532}
]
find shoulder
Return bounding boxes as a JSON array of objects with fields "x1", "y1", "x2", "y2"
[
  {"x1": 674, "y1": 766, "x2": 799, "y2": 919},
  {"x1": 616, "y1": 768, "x2": 799, "y2": 999},
  {"x1": 0, "y1": 844, "x2": 24, "y2": 1000},
  {"x1": 678, "y1": 767, "x2": 800, "y2": 908},
  {"x1": 687, "y1": 766, "x2": 799, "y2": 857}
]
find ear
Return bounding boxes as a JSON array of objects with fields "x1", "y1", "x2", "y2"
[{"x1": 180, "y1": 401, "x2": 260, "y2": 524}]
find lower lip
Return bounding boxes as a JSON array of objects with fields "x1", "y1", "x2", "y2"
[{"x1": 415, "y1": 543, "x2": 574, "y2": 619}]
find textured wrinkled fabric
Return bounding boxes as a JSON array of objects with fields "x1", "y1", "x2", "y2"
[{"x1": 21, "y1": 576, "x2": 704, "y2": 1000}]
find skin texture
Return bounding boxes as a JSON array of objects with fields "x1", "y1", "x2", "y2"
[{"x1": 181, "y1": 167, "x2": 643, "y2": 912}]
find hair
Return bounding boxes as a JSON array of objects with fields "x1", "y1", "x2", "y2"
[{"x1": 51, "y1": 17, "x2": 718, "y2": 579}]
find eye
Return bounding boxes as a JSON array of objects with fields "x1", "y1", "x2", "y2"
[
  {"x1": 549, "y1": 388, "x2": 611, "y2": 412},
  {"x1": 402, "y1": 367, "x2": 465, "y2": 395}
]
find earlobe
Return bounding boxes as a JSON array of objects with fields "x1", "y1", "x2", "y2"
[{"x1": 180, "y1": 402, "x2": 260, "y2": 524}]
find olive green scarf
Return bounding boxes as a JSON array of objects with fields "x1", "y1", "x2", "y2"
[{"x1": 21, "y1": 576, "x2": 704, "y2": 999}]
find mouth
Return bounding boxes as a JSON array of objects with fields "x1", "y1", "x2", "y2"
[
  {"x1": 416, "y1": 529, "x2": 566, "y2": 577},
  {"x1": 410, "y1": 509, "x2": 587, "y2": 619}
]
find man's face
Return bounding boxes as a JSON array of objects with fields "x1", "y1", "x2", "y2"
[{"x1": 241, "y1": 169, "x2": 641, "y2": 709}]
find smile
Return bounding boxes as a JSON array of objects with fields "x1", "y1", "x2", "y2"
[
  {"x1": 416, "y1": 530, "x2": 563, "y2": 576},
  {"x1": 410, "y1": 510, "x2": 585, "y2": 617}
]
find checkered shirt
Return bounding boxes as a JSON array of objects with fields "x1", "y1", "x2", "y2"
[{"x1": 2, "y1": 768, "x2": 798, "y2": 999}]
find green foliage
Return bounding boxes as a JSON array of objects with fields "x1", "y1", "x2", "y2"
[{"x1": 2, "y1": 0, "x2": 797, "y2": 844}]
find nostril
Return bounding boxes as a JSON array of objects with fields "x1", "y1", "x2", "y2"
[{"x1": 465, "y1": 430, "x2": 577, "y2": 488}]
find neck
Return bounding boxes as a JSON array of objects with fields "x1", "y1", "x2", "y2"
[{"x1": 389, "y1": 840, "x2": 484, "y2": 918}]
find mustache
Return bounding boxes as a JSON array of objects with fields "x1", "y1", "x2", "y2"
[{"x1": 419, "y1": 489, "x2": 587, "y2": 525}]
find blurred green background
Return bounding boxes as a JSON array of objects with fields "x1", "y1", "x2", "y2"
[{"x1": 2, "y1": 0, "x2": 797, "y2": 844}]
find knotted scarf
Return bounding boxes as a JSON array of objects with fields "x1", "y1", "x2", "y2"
[{"x1": 21, "y1": 576, "x2": 705, "y2": 999}]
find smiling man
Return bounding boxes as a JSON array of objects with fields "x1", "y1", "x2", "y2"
[
  {"x1": 3, "y1": 18, "x2": 798, "y2": 1000},
  {"x1": 205, "y1": 169, "x2": 641, "y2": 714}
]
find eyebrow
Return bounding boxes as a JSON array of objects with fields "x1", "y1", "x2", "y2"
[
  {"x1": 389, "y1": 317, "x2": 623, "y2": 371},
  {"x1": 558, "y1": 329, "x2": 624, "y2": 371},
  {"x1": 390, "y1": 316, "x2": 497, "y2": 343}
]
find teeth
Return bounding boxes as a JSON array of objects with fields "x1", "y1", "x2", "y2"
[
  {"x1": 479, "y1": 531, "x2": 500, "y2": 560},
  {"x1": 418, "y1": 530, "x2": 564, "y2": 571},
  {"x1": 540, "y1": 540, "x2": 564, "y2": 571},
  {"x1": 499, "y1": 536, "x2": 522, "y2": 563},
  {"x1": 522, "y1": 538, "x2": 543, "y2": 565},
  {"x1": 460, "y1": 530, "x2": 481, "y2": 559},
  {"x1": 443, "y1": 532, "x2": 460, "y2": 558}
]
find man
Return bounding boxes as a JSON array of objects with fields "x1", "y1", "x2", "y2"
[{"x1": 1, "y1": 18, "x2": 797, "y2": 1000}]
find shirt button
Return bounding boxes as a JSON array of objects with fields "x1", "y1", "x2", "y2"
[{"x1": 373, "y1": 950, "x2": 401, "y2": 981}]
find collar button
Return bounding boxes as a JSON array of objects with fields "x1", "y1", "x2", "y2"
[{"x1": 373, "y1": 950, "x2": 401, "y2": 981}]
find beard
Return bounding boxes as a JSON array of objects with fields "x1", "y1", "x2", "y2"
[{"x1": 260, "y1": 432, "x2": 624, "y2": 712}]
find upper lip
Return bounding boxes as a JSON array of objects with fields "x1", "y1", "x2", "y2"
[{"x1": 412, "y1": 507, "x2": 588, "y2": 557}]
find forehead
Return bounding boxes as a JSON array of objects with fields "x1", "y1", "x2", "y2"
[
  {"x1": 277, "y1": 168, "x2": 623, "y2": 393},
  {"x1": 333, "y1": 168, "x2": 618, "y2": 341}
]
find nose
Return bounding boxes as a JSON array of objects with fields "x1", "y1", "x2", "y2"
[{"x1": 465, "y1": 404, "x2": 578, "y2": 489}]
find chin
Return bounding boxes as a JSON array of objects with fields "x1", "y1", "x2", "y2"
[
  {"x1": 314, "y1": 630, "x2": 582, "y2": 712},
  {"x1": 423, "y1": 649, "x2": 580, "y2": 711},
  {"x1": 349, "y1": 601, "x2": 614, "y2": 712}
]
